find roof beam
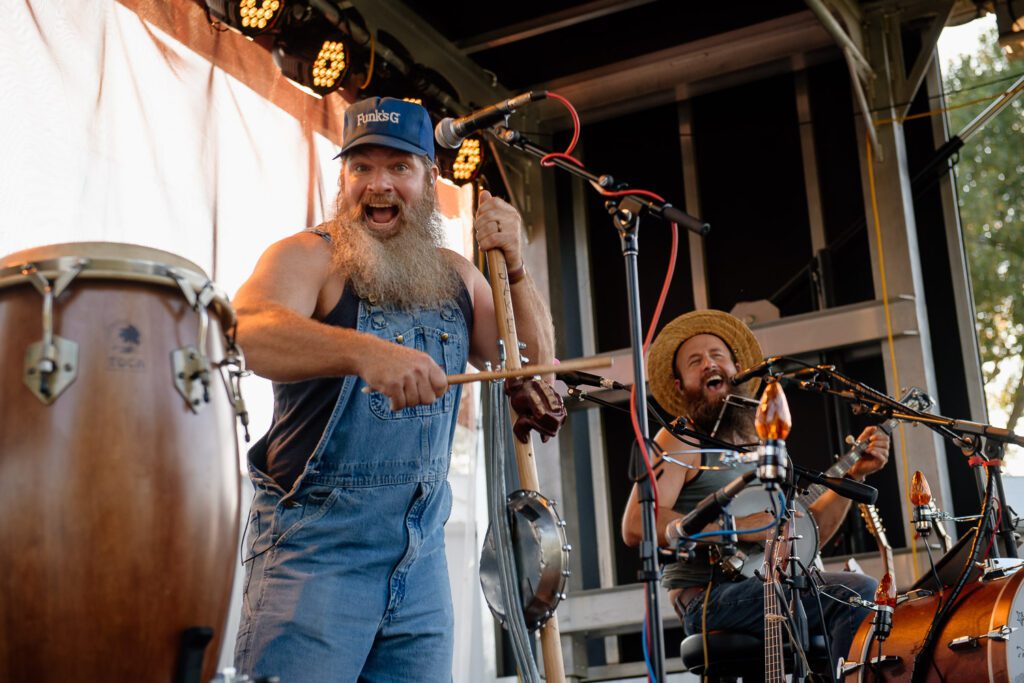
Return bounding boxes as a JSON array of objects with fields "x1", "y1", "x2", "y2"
[{"x1": 458, "y1": 0, "x2": 657, "y2": 54}]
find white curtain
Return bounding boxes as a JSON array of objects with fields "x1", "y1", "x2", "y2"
[{"x1": 0, "y1": 2, "x2": 488, "y2": 679}]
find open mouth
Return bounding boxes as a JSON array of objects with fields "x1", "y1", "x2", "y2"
[
  {"x1": 704, "y1": 374, "x2": 725, "y2": 391},
  {"x1": 364, "y1": 202, "x2": 400, "y2": 228}
]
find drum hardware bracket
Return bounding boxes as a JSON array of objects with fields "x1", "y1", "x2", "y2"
[
  {"x1": 978, "y1": 557, "x2": 1024, "y2": 580},
  {"x1": 838, "y1": 655, "x2": 901, "y2": 678},
  {"x1": 219, "y1": 344, "x2": 252, "y2": 442},
  {"x1": 169, "y1": 271, "x2": 217, "y2": 414},
  {"x1": 172, "y1": 346, "x2": 212, "y2": 413},
  {"x1": 20, "y1": 261, "x2": 85, "y2": 405},
  {"x1": 895, "y1": 587, "x2": 933, "y2": 605},
  {"x1": 947, "y1": 624, "x2": 1016, "y2": 650}
]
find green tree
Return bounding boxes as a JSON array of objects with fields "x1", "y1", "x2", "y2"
[{"x1": 943, "y1": 26, "x2": 1024, "y2": 433}]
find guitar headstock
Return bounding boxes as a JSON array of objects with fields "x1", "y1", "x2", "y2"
[{"x1": 859, "y1": 503, "x2": 885, "y2": 538}]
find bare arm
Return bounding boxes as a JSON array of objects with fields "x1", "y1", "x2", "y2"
[
  {"x1": 622, "y1": 428, "x2": 691, "y2": 547},
  {"x1": 234, "y1": 232, "x2": 447, "y2": 410},
  {"x1": 811, "y1": 425, "x2": 891, "y2": 545}
]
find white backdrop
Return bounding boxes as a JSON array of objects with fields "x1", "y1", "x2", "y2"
[{"x1": 0, "y1": 2, "x2": 491, "y2": 679}]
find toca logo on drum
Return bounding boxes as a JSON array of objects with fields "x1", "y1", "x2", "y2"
[{"x1": 107, "y1": 321, "x2": 146, "y2": 371}]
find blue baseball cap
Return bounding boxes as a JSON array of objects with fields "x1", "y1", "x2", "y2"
[{"x1": 335, "y1": 97, "x2": 435, "y2": 162}]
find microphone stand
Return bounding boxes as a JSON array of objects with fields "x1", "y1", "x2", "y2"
[
  {"x1": 785, "y1": 366, "x2": 1019, "y2": 558},
  {"x1": 489, "y1": 123, "x2": 708, "y2": 681}
]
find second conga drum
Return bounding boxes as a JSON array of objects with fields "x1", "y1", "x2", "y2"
[
  {"x1": 843, "y1": 565, "x2": 1024, "y2": 682},
  {"x1": 0, "y1": 243, "x2": 242, "y2": 683}
]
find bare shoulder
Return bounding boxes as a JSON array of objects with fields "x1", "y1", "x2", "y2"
[
  {"x1": 654, "y1": 427, "x2": 698, "y2": 485},
  {"x1": 264, "y1": 230, "x2": 333, "y2": 272},
  {"x1": 441, "y1": 248, "x2": 487, "y2": 301},
  {"x1": 235, "y1": 230, "x2": 335, "y2": 318}
]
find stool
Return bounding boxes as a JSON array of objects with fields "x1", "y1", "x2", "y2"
[{"x1": 680, "y1": 631, "x2": 830, "y2": 682}]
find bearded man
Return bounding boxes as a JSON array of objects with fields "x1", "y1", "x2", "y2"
[
  {"x1": 621, "y1": 310, "x2": 889, "y2": 670},
  {"x1": 231, "y1": 97, "x2": 562, "y2": 682}
]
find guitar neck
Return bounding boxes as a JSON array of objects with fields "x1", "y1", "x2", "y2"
[
  {"x1": 763, "y1": 533, "x2": 787, "y2": 683},
  {"x1": 797, "y1": 415, "x2": 900, "y2": 507}
]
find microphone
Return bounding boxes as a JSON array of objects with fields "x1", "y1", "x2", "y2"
[
  {"x1": 730, "y1": 356, "x2": 784, "y2": 386},
  {"x1": 668, "y1": 470, "x2": 758, "y2": 543},
  {"x1": 434, "y1": 91, "x2": 547, "y2": 149},
  {"x1": 793, "y1": 464, "x2": 878, "y2": 505},
  {"x1": 556, "y1": 370, "x2": 628, "y2": 391}
]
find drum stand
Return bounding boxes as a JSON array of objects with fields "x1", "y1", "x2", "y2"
[{"x1": 490, "y1": 122, "x2": 708, "y2": 681}]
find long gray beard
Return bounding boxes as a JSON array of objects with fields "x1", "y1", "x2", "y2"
[{"x1": 328, "y1": 188, "x2": 461, "y2": 309}]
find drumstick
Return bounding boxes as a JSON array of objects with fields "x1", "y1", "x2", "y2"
[{"x1": 360, "y1": 356, "x2": 613, "y2": 393}]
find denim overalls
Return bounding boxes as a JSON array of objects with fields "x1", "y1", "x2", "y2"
[{"x1": 235, "y1": 295, "x2": 468, "y2": 683}]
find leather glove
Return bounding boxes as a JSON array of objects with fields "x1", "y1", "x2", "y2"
[{"x1": 504, "y1": 376, "x2": 567, "y2": 444}]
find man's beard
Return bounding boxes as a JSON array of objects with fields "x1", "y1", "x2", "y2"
[
  {"x1": 327, "y1": 182, "x2": 460, "y2": 309},
  {"x1": 683, "y1": 379, "x2": 757, "y2": 444}
]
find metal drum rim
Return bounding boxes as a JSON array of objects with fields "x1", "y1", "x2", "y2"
[{"x1": 0, "y1": 244, "x2": 235, "y2": 326}]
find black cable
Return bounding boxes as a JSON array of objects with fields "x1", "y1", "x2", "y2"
[
  {"x1": 797, "y1": 559, "x2": 835, "y2": 682},
  {"x1": 909, "y1": 464, "x2": 996, "y2": 683},
  {"x1": 922, "y1": 536, "x2": 943, "y2": 593}
]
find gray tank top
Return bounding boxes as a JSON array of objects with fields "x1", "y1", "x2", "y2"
[{"x1": 661, "y1": 457, "x2": 760, "y2": 589}]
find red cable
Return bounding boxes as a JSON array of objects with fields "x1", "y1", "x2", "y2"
[{"x1": 535, "y1": 91, "x2": 682, "y2": 530}]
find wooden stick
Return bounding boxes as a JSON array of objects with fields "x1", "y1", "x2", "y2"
[
  {"x1": 447, "y1": 355, "x2": 611, "y2": 386},
  {"x1": 485, "y1": 249, "x2": 567, "y2": 683},
  {"x1": 360, "y1": 355, "x2": 612, "y2": 394}
]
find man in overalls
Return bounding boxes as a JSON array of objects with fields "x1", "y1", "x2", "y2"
[{"x1": 232, "y1": 97, "x2": 563, "y2": 682}]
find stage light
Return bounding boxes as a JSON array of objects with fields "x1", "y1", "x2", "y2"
[
  {"x1": 274, "y1": 26, "x2": 350, "y2": 97},
  {"x1": 402, "y1": 98, "x2": 423, "y2": 105},
  {"x1": 452, "y1": 138, "x2": 483, "y2": 182},
  {"x1": 204, "y1": 0, "x2": 286, "y2": 37}
]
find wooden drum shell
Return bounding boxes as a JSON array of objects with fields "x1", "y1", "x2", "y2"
[
  {"x1": 0, "y1": 258, "x2": 240, "y2": 682},
  {"x1": 845, "y1": 568, "x2": 1024, "y2": 682}
]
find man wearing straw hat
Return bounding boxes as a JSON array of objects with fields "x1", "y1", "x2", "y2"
[
  {"x1": 622, "y1": 309, "x2": 889, "y2": 667},
  {"x1": 231, "y1": 97, "x2": 564, "y2": 682}
]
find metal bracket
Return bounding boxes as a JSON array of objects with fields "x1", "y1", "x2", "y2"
[
  {"x1": 167, "y1": 270, "x2": 215, "y2": 413},
  {"x1": 20, "y1": 261, "x2": 84, "y2": 405},
  {"x1": 948, "y1": 624, "x2": 1016, "y2": 650},
  {"x1": 24, "y1": 336, "x2": 79, "y2": 404},
  {"x1": 219, "y1": 342, "x2": 252, "y2": 442},
  {"x1": 172, "y1": 346, "x2": 211, "y2": 413}
]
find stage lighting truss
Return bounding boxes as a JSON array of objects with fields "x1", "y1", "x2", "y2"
[
  {"x1": 274, "y1": 24, "x2": 350, "y2": 97},
  {"x1": 452, "y1": 137, "x2": 483, "y2": 182},
  {"x1": 204, "y1": 0, "x2": 286, "y2": 37}
]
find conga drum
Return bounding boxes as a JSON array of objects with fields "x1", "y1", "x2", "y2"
[
  {"x1": 843, "y1": 564, "x2": 1024, "y2": 681},
  {"x1": 0, "y1": 243, "x2": 242, "y2": 682}
]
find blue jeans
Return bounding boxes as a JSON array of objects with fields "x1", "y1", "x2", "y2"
[{"x1": 681, "y1": 571, "x2": 877, "y2": 665}]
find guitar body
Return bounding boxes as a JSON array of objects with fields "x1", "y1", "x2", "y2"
[{"x1": 728, "y1": 490, "x2": 819, "y2": 579}]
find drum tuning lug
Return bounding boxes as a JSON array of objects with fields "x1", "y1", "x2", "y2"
[
  {"x1": 24, "y1": 336, "x2": 78, "y2": 405},
  {"x1": 172, "y1": 345, "x2": 212, "y2": 414},
  {"x1": 557, "y1": 520, "x2": 567, "y2": 527},
  {"x1": 557, "y1": 592, "x2": 568, "y2": 601},
  {"x1": 562, "y1": 543, "x2": 572, "y2": 552},
  {"x1": 562, "y1": 569, "x2": 572, "y2": 577},
  {"x1": 518, "y1": 341, "x2": 527, "y2": 350}
]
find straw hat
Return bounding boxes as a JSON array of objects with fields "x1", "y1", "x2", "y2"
[{"x1": 647, "y1": 310, "x2": 764, "y2": 417}]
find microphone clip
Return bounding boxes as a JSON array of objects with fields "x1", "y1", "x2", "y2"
[{"x1": 757, "y1": 439, "x2": 790, "y2": 491}]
